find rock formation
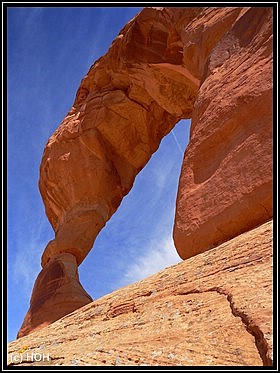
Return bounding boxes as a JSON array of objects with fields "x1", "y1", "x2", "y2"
[
  {"x1": 173, "y1": 7, "x2": 273, "y2": 259},
  {"x1": 8, "y1": 220, "x2": 273, "y2": 366},
  {"x1": 17, "y1": 253, "x2": 92, "y2": 339},
  {"x1": 16, "y1": 5, "x2": 273, "y2": 361}
]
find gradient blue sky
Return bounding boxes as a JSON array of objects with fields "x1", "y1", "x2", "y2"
[{"x1": 7, "y1": 6, "x2": 191, "y2": 342}]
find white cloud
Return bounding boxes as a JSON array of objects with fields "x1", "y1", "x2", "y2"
[
  {"x1": 9, "y1": 214, "x2": 50, "y2": 300},
  {"x1": 11, "y1": 242, "x2": 42, "y2": 299},
  {"x1": 118, "y1": 234, "x2": 181, "y2": 287},
  {"x1": 151, "y1": 160, "x2": 175, "y2": 190}
]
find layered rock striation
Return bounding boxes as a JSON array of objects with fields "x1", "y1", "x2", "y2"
[
  {"x1": 173, "y1": 7, "x2": 273, "y2": 258},
  {"x1": 17, "y1": 253, "x2": 92, "y2": 339},
  {"x1": 9, "y1": 221, "x2": 273, "y2": 366},
  {"x1": 17, "y1": 6, "x2": 273, "y2": 343}
]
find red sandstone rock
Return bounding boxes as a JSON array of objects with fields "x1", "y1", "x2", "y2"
[
  {"x1": 9, "y1": 221, "x2": 273, "y2": 366},
  {"x1": 18, "y1": 7, "x2": 273, "y2": 339},
  {"x1": 39, "y1": 7, "x2": 250, "y2": 267},
  {"x1": 17, "y1": 253, "x2": 92, "y2": 339},
  {"x1": 173, "y1": 7, "x2": 273, "y2": 259}
]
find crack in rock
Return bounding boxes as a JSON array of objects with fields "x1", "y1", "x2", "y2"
[
  {"x1": 221, "y1": 290, "x2": 272, "y2": 367},
  {"x1": 176, "y1": 287, "x2": 272, "y2": 366}
]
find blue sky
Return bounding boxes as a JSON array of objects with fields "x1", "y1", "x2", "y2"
[{"x1": 7, "y1": 7, "x2": 191, "y2": 342}]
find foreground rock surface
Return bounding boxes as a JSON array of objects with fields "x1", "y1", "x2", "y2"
[{"x1": 9, "y1": 220, "x2": 272, "y2": 366}]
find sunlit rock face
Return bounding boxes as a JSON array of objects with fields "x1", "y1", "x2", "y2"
[
  {"x1": 173, "y1": 7, "x2": 273, "y2": 259},
  {"x1": 11, "y1": 221, "x2": 273, "y2": 366},
  {"x1": 18, "y1": 7, "x2": 272, "y2": 338},
  {"x1": 17, "y1": 253, "x2": 92, "y2": 339}
]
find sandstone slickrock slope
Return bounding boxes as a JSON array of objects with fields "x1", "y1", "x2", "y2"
[
  {"x1": 16, "y1": 5, "x2": 273, "y2": 356},
  {"x1": 8, "y1": 221, "x2": 273, "y2": 366}
]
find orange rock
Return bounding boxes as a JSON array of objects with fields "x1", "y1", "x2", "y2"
[
  {"x1": 39, "y1": 7, "x2": 247, "y2": 266},
  {"x1": 9, "y1": 221, "x2": 273, "y2": 366},
  {"x1": 17, "y1": 253, "x2": 92, "y2": 339},
  {"x1": 18, "y1": 7, "x2": 273, "y2": 339},
  {"x1": 173, "y1": 7, "x2": 273, "y2": 259}
]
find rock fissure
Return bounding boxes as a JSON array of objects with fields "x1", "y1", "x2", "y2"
[
  {"x1": 176, "y1": 286, "x2": 271, "y2": 366},
  {"x1": 223, "y1": 292, "x2": 272, "y2": 367},
  {"x1": 13, "y1": 6, "x2": 272, "y2": 366},
  {"x1": 9, "y1": 221, "x2": 272, "y2": 366}
]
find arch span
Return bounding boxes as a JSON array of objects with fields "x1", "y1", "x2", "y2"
[{"x1": 18, "y1": 7, "x2": 272, "y2": 338}]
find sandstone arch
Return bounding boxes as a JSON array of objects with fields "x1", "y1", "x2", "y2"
[{"x1": 18, "y1": 7, "x2": 272, "y2": 338}]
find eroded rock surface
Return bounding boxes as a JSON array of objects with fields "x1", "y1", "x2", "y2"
[
  {"x1": 173, "y1": 7, "x2": 273, "y2": 259},
  {"x1": 17, "y1": 253, "x2": 92, "y2": 339},
  {"x1": 18, "y1": 6, "x2": 273, "y2": 340},
  {"x1": 9, "y1": 221, "x2": 273, "y2": 366},
  {"x1": 38, "y1": 7, "x2": 272, "y2": 265}
]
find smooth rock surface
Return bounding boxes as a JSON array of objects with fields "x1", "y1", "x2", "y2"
[{"x1": 9, "y1": 221, "x2": 273, "y2": 366}]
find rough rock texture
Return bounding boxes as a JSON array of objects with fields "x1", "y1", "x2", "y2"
[
  {"x1": 38, "y1": 7, "x2": 273, "y2": 268},
  {"x1": 17, "y1": 6, "x2": 273, "y2": 340},
  {"x1": 9, "y1": 221, "x2": 273, "y2": 366},
  {"x1": 17, "y1": 253, "x2": 92, "y2": 339},
  {"x1": 173, "y1": 7, "x2": 273, "y2": 259}
]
